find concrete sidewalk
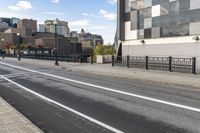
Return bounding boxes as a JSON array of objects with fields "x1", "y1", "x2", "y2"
[
  {"x1": 1, "y1": 57, "x2": 200, "y2": 89},
  {"x1": 0, "y1": 97, "x2": 43, "y2": 133}
]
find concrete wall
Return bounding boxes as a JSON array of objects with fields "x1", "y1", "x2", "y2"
[{"x1": 122, "y1": 35, "x2": 200, "y2": 72}]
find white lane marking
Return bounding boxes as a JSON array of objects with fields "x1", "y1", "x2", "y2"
[
  {"x1": 0, "y1": 75, "x2": 124, "y2": 133},
  {"x1": 2, "y1": 72, "x2": 34, "y2": 78},
  {"x1": 0, "y1": 62, "x2": 200, "y2": 113}
]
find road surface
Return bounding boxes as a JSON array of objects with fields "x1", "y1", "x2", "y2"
[{"x1": 0, "y1": 60, "x2": 200, "y2": 133}]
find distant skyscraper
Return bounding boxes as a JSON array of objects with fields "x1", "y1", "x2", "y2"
[
  {"x1": 0, "y1": 18, "x2": 11, "y2": 26},
  {"x1": 44, "y1": 19, "x2": 70, "y2": 37},
  {"x1": 10, "y1": 17, "x2": 20, "y2": 28},
  {"x1": 17, "y1": 19, "x2": 37, "y2": 32},
  {"x1": 38, "y1": 24, "x2": 45, "y2": 32},
  {"x1": 0, "y1": 22, "x2": 9, "y2": 32}
]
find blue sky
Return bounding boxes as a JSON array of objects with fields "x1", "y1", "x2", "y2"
[{"x1": 0, "y1": 0, "x2": 117, "y2": 44}]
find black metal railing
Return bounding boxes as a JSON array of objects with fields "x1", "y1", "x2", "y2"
[
  {"x1": 112, "y1": 55, "x2": 196, "y2": 74},
  {"x1": 5, "y1": 54, "x2": 94, "y2": 64}
]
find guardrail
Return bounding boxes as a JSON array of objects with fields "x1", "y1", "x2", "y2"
[{"x1": 112, "y1": 55, "x2": 196, "y2": 74}]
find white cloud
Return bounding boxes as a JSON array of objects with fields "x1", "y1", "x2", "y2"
[
  {"x1": 42, "y1": 11, "x2": 64, "y2": 15},
  {"x1": 82, "y1": 12, "x2": 89, "y2": 16},
  {"x1": 8, "y1": 0, "x2": 33, "y2": 11},
  {"x1": 69, "y1": 19, "x2": 91, "y2": 30},
  {"x1": 107, "y1": 0, "x2": 117, "y2": 5},
  {"x1": 51, "y1": 0, "x2": 60, "y2": 3},
  {"x1": 99, "y1": 9, "x2": 116, "y2": 20}
]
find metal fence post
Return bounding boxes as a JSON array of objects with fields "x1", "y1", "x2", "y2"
[
  {"x1": 73, "y1": 55, "x2": 76, "y2": 63},
  {"x1": 146, "y1": 56, "x2": 149, "y2": 70},
  {"x1": 127, "y1": 55, "x2": 130, "y2": 68},
  {"x1": 91, "y1": 54, "x2": 94, "y2": 65},
  {"x1": 169, "y1": 56, "x2": 172, "y2": 72},
  {"x1": 80, "y1": 55, "x2": 83, "y2": 63},
  {"x1": 112, "y1": 55, "x2": 114, "y2": 67},
  {"x1": 192, "y1": 57, "x2": 196, "y2": 74}
]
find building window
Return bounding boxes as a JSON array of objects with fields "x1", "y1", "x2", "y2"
[
  {"x1": 190, "y1": 22, "x2": 200, "y2": 35},
  {"x1": 144, "y1": 18, "x2": 152, "y2": 29},
  {"x1": 152, "y1": 5, "x2": 160, "y2": 17}
]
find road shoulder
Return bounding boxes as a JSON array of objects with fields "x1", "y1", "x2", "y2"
[{"x1": 0, "y1": 97, "x2": 43, "y2": 133}]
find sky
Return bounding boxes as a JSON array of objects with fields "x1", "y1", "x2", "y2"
[{"x1": 0, "y1": 0, "x2": 117, "y2": 44}]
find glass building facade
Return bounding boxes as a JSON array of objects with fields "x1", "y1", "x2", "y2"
[{"x1": 119, "y1": 0, "x2": 200, "y2": 40}]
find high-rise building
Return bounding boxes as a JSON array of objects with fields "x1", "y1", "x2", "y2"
[
  {"x1": 44, "y1": 19, "x2": 70, "y2": 37},
  {"x1": 10, "y1": 17, "x2": 20, "y2": 28},
  {"x1": 0, "y1": 18, "x2": 11, "y2": 26},
  {"x1": 0, "y1": 17, "x2": 20, "y2": 28},
  {"x1": 116, "y1": 0, "x2": 200, "y2": 71},
  {"x1": 0, "y1": 17, "x2": 11, "y2": 32},
  {"x1": 17, "y1": 19, "x2": 37, "y2": 32},
  {"x1": 0, "y1": 22, "x2": 9, "y2": 32}
]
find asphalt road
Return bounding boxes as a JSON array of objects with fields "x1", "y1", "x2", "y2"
[{"x1": 0, "y1": 60, "x2": 200, "y2": 133}]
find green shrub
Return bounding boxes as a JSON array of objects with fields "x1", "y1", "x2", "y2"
[{"x1": 94, "y1": 45, "x2": 115, "y2": 55}]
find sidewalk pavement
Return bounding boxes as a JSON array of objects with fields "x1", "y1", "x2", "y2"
[
  {"x1": 1, "y1": 57, "x2": 200, "y2": 89},
  {"x1": 0, "y1": 97, "x2": 43, "y2": 133}
]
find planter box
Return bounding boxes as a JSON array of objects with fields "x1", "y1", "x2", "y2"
[{"x1": 96, "y1": 55, "x2": 112, "y2": 64}]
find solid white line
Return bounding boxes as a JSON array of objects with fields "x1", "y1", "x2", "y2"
[
  {"x1": 0, "y1": 62, "x2": 200, "y2": 113},
  {"x1": 0, "y1": 75, "x2": 124, "y2": 133}
]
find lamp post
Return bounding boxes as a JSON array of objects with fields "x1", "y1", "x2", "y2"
[
  {"x1": 17, "y1": 33, "x2": 21, "y2": 61},
  {"x1": 1, "y1": 38, "x2": 4, "y2": 59},
  {"x1": 54, "y1": 19, "x2": 59, "y2": 66}
]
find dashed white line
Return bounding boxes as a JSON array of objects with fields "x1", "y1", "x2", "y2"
[
  {"x1": 0, "y1": 62, "x2": 200, "y2": 113},
  {"x1": 0, "y1": 74, "x2": 124, "y2": 133}
]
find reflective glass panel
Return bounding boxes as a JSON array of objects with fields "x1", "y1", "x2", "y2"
[
  {"x1": 144, "y1": 18, "x2": 152, "y2": 29},
  {"x1": 190, "y1": 0, "x2": 200, "y2": 10},
  {"x1": 131, "y1": 11, "x2": 138, "y2": 30},
  {"x1": 152, "y1": 27, "x2": 160, "y2": 38},
  {"x1": 144, "y1": 28, "x2": 152, "y2": 38},
  {"x1": 169, "y1": 1, "x2": 179, "y2": 15}
]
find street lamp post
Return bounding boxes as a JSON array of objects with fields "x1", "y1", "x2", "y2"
[
  {"x1": 17, "y1": 33, "x2": 21, "y2": 61},
  {"x1": 1, "y1": 38, "x2": 4, "y2": 59},
  {"x1": 54, "y1": 19, "x2": 59, "y2": 66}
]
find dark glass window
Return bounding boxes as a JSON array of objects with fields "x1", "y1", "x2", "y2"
[
  {"x1": 131, "y1": 11, "x2": 138, "y2": 30},
  {"x1": 152, "y1": 27, "x2": 160, "y2": 38},
  {"x1": 169, "y1": 1, "x2": 180, "y2": 15},
  {"x1": 161, "y1": 24, "x2": 189, "y2": 37},
  {"x1": 179, "y1": 12, "x2": 190, "y2": 24},
  {"x1": 125, "y1": 12, "x2": 130, "y2": 22},
  {"x1": 180, "y1": 0, "x2": 190, "y2": 12},
  {"x1": 160, "y1": 15, "x2": 169, "y2": 27},
  {"x1": 152, "y1": 16, "x2": 160, "y2": 27},
  {"x1": 144, "y1": 28, "x2": 152, "y2": 38},
  {"x1": 169, "y1": 14, "x2": 179, "y2": 26},
  {"x1": 138, "y1": 16, "x2": 144, "y2": 29},
  {"x1": 152, "y1": 0, "x2": 160, "y2": 6},
  {"x1": 190, "y1": 9, "x2": 200, "y2": 23}
]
